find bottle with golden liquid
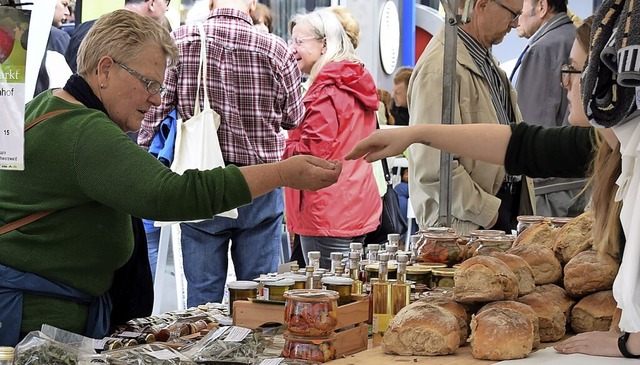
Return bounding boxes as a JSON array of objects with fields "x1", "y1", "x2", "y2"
[
  {"x1": 348, "y1": 251, "x2": 363, "y2": 294},
  {"x1": 304, "y1": 266, "x2": 315, "y2": 289},
  {"x1": 372, "y1": 253, "x2": 392, "y2": 346},
  {"x1": 392, "y1": 254, "x2": 411, "y2": 315}
]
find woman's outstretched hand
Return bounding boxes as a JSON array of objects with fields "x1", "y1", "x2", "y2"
[{"x1": 345, "y1": 128, "x2": 415, "y2": 162}]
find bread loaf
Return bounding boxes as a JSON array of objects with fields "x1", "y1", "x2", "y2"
[
  {"x1": 469, "y1": 307, "x2": 534, "y2": 360},
  {"x1": 453, "y1": 256, "x2": 518, "y2": 303},
  {"x1": 571, "y1": 290, "x2": 617, "y2": 333},
  {"x1": 488, "y1": 251, "x2": 536, "y2": 296},
  {"x1": 563, "y1": 250, "x2": 619, "y2": 297},
  {"x1": 507, "y1": 245, "x2": 562, "y2": 285},
  {"x1": 479, "y1": 300, "x2": 540, "y2": 349},
  {"x1": 517, "y1": 292, "x2": 566, "y2": 342},
  {"x1": 420, "y1": 295, "x2": 469, "y2": 347},
  {"x1": 533, "y1": 284, "x2": 575, "y2": 328},
  {"x1": 552, "y1": 211, "x2": 594, "y2": 264},
  {"x1": 514, "y1": 221, "x2": 557, "y2": 249},
  {"x1": 382, "y1": 301, "x2": 460, "y2": 355}
]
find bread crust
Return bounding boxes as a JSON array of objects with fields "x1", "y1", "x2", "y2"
[
  {"x1": 470, "y1": 307, "x2": 534, "y2": 360},
  {"x1": 453, "y1": 256, "x2": 519, "y2": 303}
]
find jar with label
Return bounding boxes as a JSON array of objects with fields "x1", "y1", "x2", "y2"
[
  {"x1": 516, "y1": 215, "x2": 546, "y2": 236},
  {"x1": 227, "y1": 280, "x2": 259, "y2": 316},
  {"x1": 284, "y1": 289, "x2": 339, "y2": 337},
  {"x1": 474, "y1": 235, "x2": 515, "y2": 256},
  {"x1": 264, "y1": 278, "x2": 294, "y2": 302},
  {"x1": 431, "y1": 268, "x2": 456, "y2": 288},
  {"x1": 321, "y1": 276, "x2": 354, "y2": 305},
  {"x1": 282, "y1": 332, "x2": 336, "y2": 363},
  {"x1": 0, "y1": 346, "x2": 13, "y2": 365},
  {"x1": 416, "y1": 231, "x2": 465, "y2": 266}
]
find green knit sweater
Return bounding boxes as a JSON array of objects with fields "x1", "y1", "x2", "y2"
[{"x1": 0, "y1": 91, "x2": 252, "y2": 334}]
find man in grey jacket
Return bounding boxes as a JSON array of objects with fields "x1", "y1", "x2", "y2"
[{"x1": 510, "y1": 0, "x2": 588, "y2": 217}]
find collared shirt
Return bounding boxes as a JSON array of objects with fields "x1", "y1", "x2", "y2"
[
  {"x1": 458, "y1": 29, "x2": 515, "y2": 126},
  {"x1": 139, "y1": 8, "x2": 304, "y2": 166}
]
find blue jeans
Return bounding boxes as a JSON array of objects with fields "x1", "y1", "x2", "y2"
[
  {"x1": 180, "y1": 188, "x2": 283, "y2": 306},
  {"x1": 145, "y1": 228, "x2": 161, "y2": 282},
  {"x1": 299, "y1": 235, "x2": 363, "y2": 269}
]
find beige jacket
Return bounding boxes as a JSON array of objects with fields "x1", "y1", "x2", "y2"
[{"x1": 407, "y1": 27, "x2": 535, "y2": 235}]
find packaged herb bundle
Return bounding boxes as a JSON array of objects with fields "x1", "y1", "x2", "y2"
[
  {"x1": 183, "y1": 326, "x2": 269, "y2": 364},
  {"x1": 104, "y1": 343, "x2": 196, "y2": 365},
  {"x1": 14, "y1": 331, "x2": 92, "y2": 365}
]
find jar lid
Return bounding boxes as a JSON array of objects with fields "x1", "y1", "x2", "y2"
[
  {"x1": 227, "y1": 280, "x2": 259, "y2": 290},
  {"x1": 516, "y1": 215, "x2": 546, "y2": 222},
  {"x1": 406, "y1": 266, "x2": 432, "y2": 274},
  {"x1": 283, "y1": 289, "x2": 339, "y2": 301},
  {"x1": 414, "y1": 262, "x2": 447, "y2": 269},
  {"x1": 265, "y1": 278, "x2": 295, "y2": 287},
  {"x1": 365, "y1": 264, "x2": 397, "y2": 272},
  {"x1": 321, "y1": 276, "x2": 354, "y2": 285},
  {"x1": 282, "y1": 274, "x2": 307, "y2": 282},
  {"x1": 0, "y1": 346, "x2": 13, "y2": 360},
  {"x1": 469, "y1": 229, "x2": 506, "y2": 237},
  {"x1": 432, "y1": 268, "x2": 456, "y2": 276}
]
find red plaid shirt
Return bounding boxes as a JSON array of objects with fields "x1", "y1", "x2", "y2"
[{"x1": 139, "y1": 8, "x2": 303, "y2": 165}]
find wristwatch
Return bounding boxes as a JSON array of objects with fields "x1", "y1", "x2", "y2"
[{"x1": 618, "y1": 331, "x2": 640, "y2": 358}]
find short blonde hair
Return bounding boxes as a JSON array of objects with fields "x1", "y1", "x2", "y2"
[{"x1": 76, "y1": 9, "x2": 178, "y2": 77}]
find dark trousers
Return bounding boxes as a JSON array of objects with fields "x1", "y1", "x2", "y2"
[{"x1": 491, "y1": 181, "x2": 522, "y2": 233}]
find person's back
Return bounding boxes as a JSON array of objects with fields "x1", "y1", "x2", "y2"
[
  {"x1": 407, "y1": 0, "x2": 534, "y2": 235},
  {"x1": 138, "y1": 0, "x2": 304, "y2": 306}
]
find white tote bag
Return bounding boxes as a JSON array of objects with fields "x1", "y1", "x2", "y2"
[{"x1": 168, "y1": 22, "x2": 237, "y2": 220}]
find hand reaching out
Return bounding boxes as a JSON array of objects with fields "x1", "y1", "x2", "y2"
[
  {"x1": 278, "y1": 155, "x2": 342, "y2": 191},
  {"x1": 344, "y1": 128, "x2": 415, "y2": 162}
]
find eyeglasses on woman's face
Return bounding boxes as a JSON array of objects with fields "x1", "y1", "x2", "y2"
[
  {"x1": 115, "y1": 61, "x2": 166, "y2": 96},
  {"x1": 288, "y1": 36, "x2": 321, "y2": 47},
  {"x1": 492, "y1": 0, "x2": 521, "y2": 24},
  {"x1": 560, "y1": 64, "x2": 582, "y2": 89}
]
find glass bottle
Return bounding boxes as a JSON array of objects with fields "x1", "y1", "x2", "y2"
[
  {"x1": 409, "y1": 234, "x2": 421, "y2": 264},
  {"x1": 308, "y1": 251, "x2": 321, "y2": 270},
  {"x1": 0, "y1": 346, "x2": 13, "y2": 365},
  {"x1": 312, "y1": 273, "x2": 323, "y2": 289},
  {"x1": 372, "y1": 253, "x2": 392, "y2": 346},
  {"x1": 330, "y1": 252, "x2": 343, "y2": 274},
  {"x1": 387, "y1": 233, "x2": 402, "y2": 252},
  {"x1": 386, "y1": 239, "x2": 399, "y2": 264},
  {"x1": 516, "y1": 215, "x2": 546, "y2": 236},
  {"x1": 348, "y1": 251, "x2": 363, "y2": 294},
  {"x1": 304, "y1": 266, "x2": 315, "y2": 289},
  {"x1": 392, "y1": 254, "x2": 411, "y2": 315},
  {"x1": 289, "y1": 263, "x2": 300, "y2": 275}
]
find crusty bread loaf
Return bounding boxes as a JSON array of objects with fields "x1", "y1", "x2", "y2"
[
  {"x1": 514, "y1": 222, "x2": 557, "y2": 249},
  {"x1": 469, "y1": 307, "x2": 534, "y2": 360},
  {"x1": 420, "y1": 296, "x2": 469, "y2": 347},
  {"x1": 533, "y1": 284, "x2": 575, "y2": 329},
  {"x1": 382, "y1": 301, "x2": 460, "y2": 355},
  {"x1": 571, "y1": 290, "x2": 617, "y2": 333},
  {"x1": 563, "y1": 250, "x2": 619, "y2": 297},
  {"x1": 611, "y1": 308, "x2": 622, "y2": 332},
  {"x1": 453, "y1": 256, "x2": 519, "y2": 303},
  {"x1": 488, "y1": 251, "x2": 536, "y2": 296},
  {"x1": 517, "y1": 292, "x2": 566, "y2": 342},
  {"x1": 478, "y1": 300, "x2": 540, "y2": 349},
  {"x1": 552, "y1": 211, "x2": 594, "y2": 264},
  {"x1": 506, "y1": 245, "x2": 562, "y2": 285}
]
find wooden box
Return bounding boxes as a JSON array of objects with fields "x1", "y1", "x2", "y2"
[{"x1": 233, "y1": 298, "x2": 370, "y2": 357}]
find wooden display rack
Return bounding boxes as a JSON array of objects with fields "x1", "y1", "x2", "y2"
[{"x1": 232, "y1": 297, "x2": 369, "y2": 357}]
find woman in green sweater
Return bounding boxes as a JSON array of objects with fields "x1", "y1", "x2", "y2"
[{"x1": 0, "y1": 10, "x2": 341, "y2": 346}]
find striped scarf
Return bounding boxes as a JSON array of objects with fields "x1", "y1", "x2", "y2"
[{"x1": 582, "y1": 0, "x2": 640, "y2": 128}]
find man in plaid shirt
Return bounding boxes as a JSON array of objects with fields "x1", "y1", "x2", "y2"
[{"x1": 139, "y1": 0, "x2": 303, "y2": 306}]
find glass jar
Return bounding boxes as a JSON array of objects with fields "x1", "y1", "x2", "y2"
[
  {"x1": 406, "y1": 266, "x2": 432, "y2": 287},
  {"x1": 516, "y1": 215, "x2": 546, "y2": 236},
  {"x1": 466, "y1": 229, "x2": 505, "y2": 259},
  {"x1": 321, "y1": 276, "x2": 354, "y2": 306},
  {"x1": 264, "y1": 278, "x2": 294, "y2": 302},
  {"x1": 550, "y1": 217, "x2": 573, "y2": 228},
  {"x1": 282, "y1": 332, "x2": 336, "y2": 363},
  {"x1": 431, "y1": 268, "x2": 456, "y2": 288},
  {"x1": 283, "y1": 274, "x2": 308, "y2": 290},
  {"x1": 474, "y1": 235, "x2": 515, "y2": 256},
  {"x1": 365, "y1": 263, "x2": 397, "y2": 282},
  {"x1": 283, "y1": 289, "x2": 339, "y2": 337},
  {"x1": 416, "y1": 231, "x2": 465, "y2": 266},
  {"x1": 227, "y1": 280, "x2": 259, "y2": 316}
]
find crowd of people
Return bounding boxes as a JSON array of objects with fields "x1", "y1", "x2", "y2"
[{"x1": 2, "y1": 0, "x2": 640, "y2": 359}]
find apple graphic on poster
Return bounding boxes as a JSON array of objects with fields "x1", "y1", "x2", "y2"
[{"x1": 0, "y1": 25, "x2": 15, "y2": 64}]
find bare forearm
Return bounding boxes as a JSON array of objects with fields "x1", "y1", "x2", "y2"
[{"x1": 239, "y1": 163, "x2": 285, "y2": 199}]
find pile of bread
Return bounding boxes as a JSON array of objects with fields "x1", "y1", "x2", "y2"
[{"x1": 382, "y1": 212, "x2": 621, "y2": 360}]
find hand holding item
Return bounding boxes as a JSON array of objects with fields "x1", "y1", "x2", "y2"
[
  {"x1": 554, "y1": 330, "x2": 621, "y2": 357},
  {"x1": 278, "y1": 155, "x2": 342, "y2": 191},
  {"x1": 344, "y1": 128, "x2": 415, "y2": 162}
]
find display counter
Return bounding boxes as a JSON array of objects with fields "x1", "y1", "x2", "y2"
[{"x1": 331, "y1": 345, "x2": 492, "y2": 365}]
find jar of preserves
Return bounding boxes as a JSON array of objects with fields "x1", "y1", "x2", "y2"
[
  {"x1": 431, "y1": 268, "x2": 456, "y2": 288},
  {"x1": 466, "y1": 230, "x2": 505, "y2": 259},
  {"x1": 416, "y1": 231, "x2": 465, "y2": 266},
  {"x1": 321, "y1": 276, "x2": 353, "y2": 306},
  {"x1": 474, "y1": 235, "x2": 515, "y2": 256},
  {"x1": 283, "y1": 274, "x2": 308, "y2": 290},
  {"x1": 516, "y1": 215, "x2": 546, "y2": 236},
  {"x1": 282, "y1": 332, "x2": 336, "y2": 363},
  {"x1": 264, "y1": 278, "x2": 294, "y2": 302},
  {"x1": 283, "y1": 289, "x2": 339, "y2": 337},
  {"x1": 227, "y1": 280, "x2": 259, "y2": 315},
  {"x1": 405, "y1": 266, "x2": 432, "y2": 287}
]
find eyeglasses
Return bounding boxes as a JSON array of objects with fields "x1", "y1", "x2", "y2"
[
  {"x1": 288, "y1": 36, "x2": 321, "y2": 47},
  {"x1": 115, "y1": 62, "x2": 166, "y2": 96},
  {"x1": 492, "y1": 0, "x2": 521, "y2": 23},
  {"x1": 560, "y1": 64, "x2": 582, "y2": 89}
]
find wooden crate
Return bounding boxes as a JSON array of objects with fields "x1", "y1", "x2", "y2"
[{"x1": 232, "y1": 298, "x2": 369, "y2": 357}]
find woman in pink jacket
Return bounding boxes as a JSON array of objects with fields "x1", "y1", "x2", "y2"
[{"x1": 284, "y1": 9, "x2": 381, "y2": 269}]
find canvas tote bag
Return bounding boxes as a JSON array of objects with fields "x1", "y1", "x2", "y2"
[{"x1": 168, "y1": 22, "x2": 237, "y2": 220}]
